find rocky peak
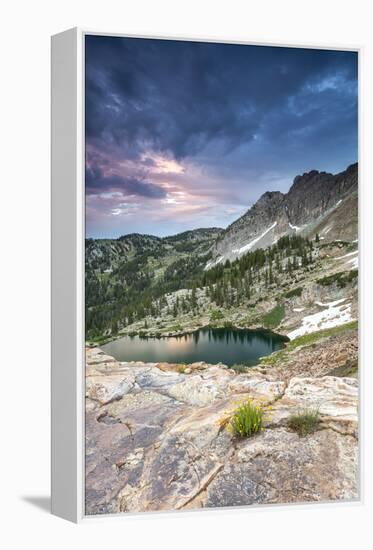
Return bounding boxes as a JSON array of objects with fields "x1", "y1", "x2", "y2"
[
  {"x1": 255, "y1": 190, "x2": 284, "y2": 207},
  {"x1": 208, "y1": 162, "x2": 358, "y2": 265},
  {"x1": 289, "y1": 170, "x2": 329, "y2": 194}
]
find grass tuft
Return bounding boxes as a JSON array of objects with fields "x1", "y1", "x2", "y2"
[
  {"x1": 169, "y1": 323, "x2": 184, "y2": 332},
  {"x1": 317, "y1": 269, "x2": 357, "y2": 288},
  {"x1": 227, "y1": 399, "x2": 265, "y2": 438},
  {"x1": 284, "y1": 287, "x2": 303, "y2": 298},
  {"x1": 262, "y1": 304, "x2": 285, "y2": 329},
  {"x1": 229, "y1": 363, "x2": 248, "y2": 374},
  {"x1": 288, "y1": 408, "x2": 320, "y2": 437}
]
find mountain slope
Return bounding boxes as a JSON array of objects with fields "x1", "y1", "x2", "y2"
[
  {"x1": 209, "y1": 163, "x2": 358, "y2": 266},
  {"x1": 86, "y1": 227, "x2": 222, "y2": 273},
  {"x1": 85, "y1": 162, "x2": 358, "y2": 342}
]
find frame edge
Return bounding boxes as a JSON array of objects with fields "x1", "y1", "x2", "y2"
[{"x1": 51, "y1": 26, "x2": 83, "y2": 524}]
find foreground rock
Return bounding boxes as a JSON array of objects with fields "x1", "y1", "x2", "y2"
[{"x1": 85, "y1": 347, "x2": 358, "y2": 515}]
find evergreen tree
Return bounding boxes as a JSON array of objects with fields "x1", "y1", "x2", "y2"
[
  {"x1": 111, "y1": 319, "x2": 118, "y2": 335},
  {"x1": 269, "y1": 262, "x2": 274, "y2": 285},
  {"x1": 191, "y1": 285, "x2": 197, "y2": 308},
  {"x1": 287, "y1": 258, "x2": 292, "y2": 274},
  {"x1": 275, "y1": 255, "x2": 281, "y2": 272}
]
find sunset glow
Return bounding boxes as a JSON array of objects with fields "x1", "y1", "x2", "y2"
[{"x1": 85, "y1": 36, "x2": 357, "y2": 238}]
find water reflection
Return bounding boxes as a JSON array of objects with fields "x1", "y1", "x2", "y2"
[{"x1": 102, "y1": 327, "x2": 287, "y2": 367}]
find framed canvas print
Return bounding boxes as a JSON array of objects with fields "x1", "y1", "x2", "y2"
[{"x1": 51, "y1": 28, "x2": 360, "y2": 522}]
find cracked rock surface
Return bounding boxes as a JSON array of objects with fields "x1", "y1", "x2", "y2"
[{"x1": 85, "y1": 347, "x2": 358, "y2": 515}]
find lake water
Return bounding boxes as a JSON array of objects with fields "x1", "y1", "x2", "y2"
[{"x1": 102, "y1": 327, "x2": 287, "y2": 367}]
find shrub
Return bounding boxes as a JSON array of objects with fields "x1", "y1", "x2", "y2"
[
  {"x1": 176, "y1": 364, "x2": 187, "y2": 374},
  {"x1": 210, "y1": 309, "x2": 224, "y2": 321},
  {"x1": 317, "y1": 270, "x2": 358, "y2": 288},
  {"x1": 346, "y1": 243, "x2": 358, "y2": 253},
  {"x1": 288, "y1": 408, "x2": 320, "y2": 436},
  {"x1": 284, "y1": 287, "x2": 303, "y2": 298},
  {"x1": 169, "y1": 323, "x2": 183, "y2": 332},
  {"x1": 228, "y1": 399, "x2": 265, "y2": 437},
  {"x1": 229, "y1": 363, "x2": 248, "y2": 374},
  {"x1": 262, "y1": 304, "x2": 285, "y2": 329}
]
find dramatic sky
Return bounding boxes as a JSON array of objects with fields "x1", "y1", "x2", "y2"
[{"x1": 85, "y1": 35, "x2": 358, "y2": 238}]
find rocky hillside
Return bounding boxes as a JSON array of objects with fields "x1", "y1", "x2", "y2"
[
  {"x1": 84, "y1": 161, "x2": 359, "y2": 515},
  {"x1": 86, "y1": 228, "x2": 222, "y2": 273},
  {"x1": 209, "y1": 163, "x2": 358, "y2": 266},
  {"x1": 85, "y1": 162, "x2": 358, "y2": 344},
  {"x1": 86, "y1": 234, "x2": 161, "y2": 273},
  {"x1": 85, "y1": 343, "x2": 358, "y2": 514}
]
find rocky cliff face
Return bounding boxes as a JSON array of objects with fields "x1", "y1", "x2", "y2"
[
  {"x1": 210, "y1": 163, "x2": 358, "y2": 265},
  {"x1": 85, "y1": 343, "x2": 358, "y2": 515}
]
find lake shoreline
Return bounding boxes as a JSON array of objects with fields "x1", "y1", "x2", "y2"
[
  {"x1": 99, "y1": 326, "x2": 288, "y2": 367},
  {"x1": 86, "y1": 321, "x2": 289, "y2": 348}
]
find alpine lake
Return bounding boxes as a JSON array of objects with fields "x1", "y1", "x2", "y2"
[{"x1": 102, "y1": 327, "x2": 288, "y2": 367}]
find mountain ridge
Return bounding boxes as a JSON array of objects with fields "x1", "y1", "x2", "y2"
[
  {"x1": 86, "y1": 163, "x2": 357, "y2": 266},
  {"x1": 85, "y1": 161, "x2": 358, "y2": 342},
  {"x1": 209, "y1": 162, "x2": 358, "y2": 266}
]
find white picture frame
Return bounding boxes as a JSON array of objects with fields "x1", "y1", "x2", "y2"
[{"x1": 51, "y1": 27, "x2": 361, "y2": 523}]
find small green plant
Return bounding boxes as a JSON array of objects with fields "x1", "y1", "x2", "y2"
[
  {"x1": 169, "y1": 323, "x2": 183, "y2": 332},
  {"x1": 229, "y1": 363, "x2": 248, "y2": 374},
  {"x1": 288, "y1": 408, "x2": 320, "y2": 437},
  {"x1": 346, "y1": 243, "x2": 358, "y2": 253},
  {"x1": 317, "y1": 269, "x2": 357, "y2": 288},
  {"x1": 262, "y1": 303, "x2": 285, "y2": 329},
  {"x1": 227, "y1": 399, "x2": 265, "y2": 438},
  {"x1": 210, "y1": 309, "x2": 224, "y2": 321},
  {"x1": 176, "y1": 364, "x2": 187, "y2": 374},
  {"x1": 284, "y1": 286, "x2": 303, "y2": 298}
]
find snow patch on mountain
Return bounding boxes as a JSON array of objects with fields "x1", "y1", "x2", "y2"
[
  {"x1": 336, "y1": 250, "x2": 358, "y2": 260},
  {"x1": 335, "y1": 249, "x2": 358, "y2": 270},
  {"x1": 289, "y1": 222, "x2": 301, "y2": 231},
  {"x1": 315, "y1": 298, "x2": 346, "y2": 308},
  {"x1": 322, "y1": 225, "x2": 332, "y2": 235},
  {"x1": 288, "y1": 298, "x2": 353, "y2": 340},
  {"x1": 232, "y1": 222, "x2": 278, "y2": 256},
  {"x1": 205, "y1": 255, "x2": 224, "y2": 270},
  {"x1": 348, "y1": 256, "x2": 359, "y2": 269}
]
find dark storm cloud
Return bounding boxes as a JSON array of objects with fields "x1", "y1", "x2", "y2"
[
  {"x1": 85, "y1": 161, "x2": 166, "y2": 198},
  {"x1": 85, "y1": 35, "x2": 357, "y2": 237},
  {"x1": 85, "y1": 36, "x2": 357, "y2": 160}
]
